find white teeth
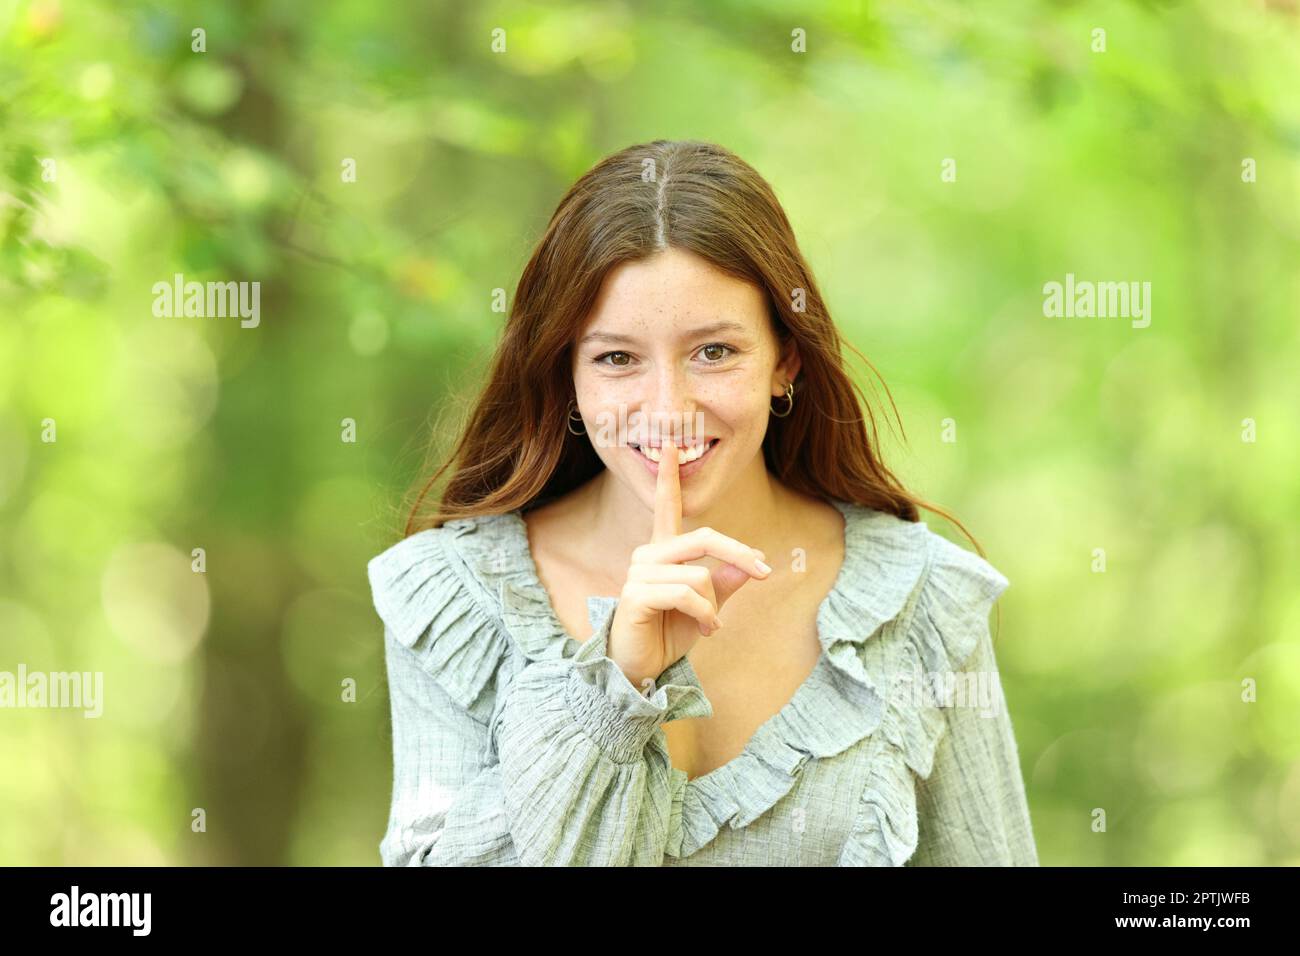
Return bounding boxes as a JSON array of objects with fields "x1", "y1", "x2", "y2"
[{"x1": 635, "y1": 440, "x2": 714, "y2": 464}]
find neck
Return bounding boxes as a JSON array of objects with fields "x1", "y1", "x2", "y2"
[{"x1": 586, "y1": 450, "x2": 793, "y2": 562}]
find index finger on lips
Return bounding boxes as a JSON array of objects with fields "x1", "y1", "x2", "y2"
[{"x1": 652, "y1": 437, "x2": 682, "y2": 544}]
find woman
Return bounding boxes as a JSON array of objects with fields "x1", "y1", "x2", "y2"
[{"x1": 368, "y1": 139, "x2": 1038, "y2": 866}]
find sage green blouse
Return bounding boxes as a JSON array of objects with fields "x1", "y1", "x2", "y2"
[{"x1": 367, "y1": 498, "x2": 1039, "y2": 866}]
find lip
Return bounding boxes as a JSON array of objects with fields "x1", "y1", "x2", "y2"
[{"x1": 628, "y1": 438, "x2": 720, "y2": 478}]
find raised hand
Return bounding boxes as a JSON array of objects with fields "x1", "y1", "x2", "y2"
[{"x1": 605, "y1": 438, "x2": 773, "y2": 690}]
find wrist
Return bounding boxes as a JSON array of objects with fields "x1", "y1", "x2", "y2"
[
  {"x1": 606, "y1": 629, "x2": 659, "y2": 696},
  {"x1": 612, "y1": 657, "x2": 658, "y2": 697}
]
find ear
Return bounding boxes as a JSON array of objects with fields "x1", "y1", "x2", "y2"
[{"x1": 773, "y1": 335, "x2": 802, "y2": 395}]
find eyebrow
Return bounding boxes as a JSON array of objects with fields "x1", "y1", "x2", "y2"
[{"x1": 579, "y1": 320, "x2": 751, "y2": 346}]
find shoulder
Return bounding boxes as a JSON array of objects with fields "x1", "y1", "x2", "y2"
[
  {"x1": 914, "y1": 523, "x2": 1010, "y2": 621},
  {"x1": 366, "y1": 512, "x2": 524, "y2": 718},
  {"x1": 366, "y1": 514, "x2": 515, "y2": 640},
  {"x1": 836, "y1": 500, "x2": 1009, "y2": 669},
  {"x1": 903, "y1": 518, "x2": 1010, "y2": 684}
]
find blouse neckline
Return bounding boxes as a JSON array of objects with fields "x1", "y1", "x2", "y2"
[
  {"x1": 483, "y1": 497, "x2": 932, "y2": 849},
  {"x1": 504, "y1": 498, "x2": 842, "y2": 781}
]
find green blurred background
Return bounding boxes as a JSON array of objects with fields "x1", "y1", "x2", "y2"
[{"x1": 2, "y1": 0, "x2": 1298, "y2": 865}]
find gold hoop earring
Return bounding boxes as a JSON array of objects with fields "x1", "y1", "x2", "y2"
[
  {"x1": 566, "y1": 399, "x2": 587, "y2": 436},
  {"x1": 770, "y1": 381, "x2": 795, "y2": 418}
]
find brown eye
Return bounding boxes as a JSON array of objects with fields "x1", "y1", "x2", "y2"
[
  {"x1": 699, "y1": 343, "x2": 734, "y2": 363},
  {"x1": 596, "y1": 351, "x2": 632, "y2": 367}
]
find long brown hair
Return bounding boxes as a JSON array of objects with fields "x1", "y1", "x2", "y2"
[{"x1": 403, "y1": 139, "x2": 985, "y2": 562}]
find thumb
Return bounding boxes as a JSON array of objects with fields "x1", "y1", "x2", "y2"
[{"x1": 711, "y1": 562, "x2": 755, "y2": 612}]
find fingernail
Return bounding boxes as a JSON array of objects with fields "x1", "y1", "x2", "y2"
[
  {"x1": 712, "y1": 617, "x2": 723, "y2": 630},
  {"x1": 755, "y1": 559, "x2": 772, "y2": 575}
]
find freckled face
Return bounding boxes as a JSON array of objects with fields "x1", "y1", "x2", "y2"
[{"x1": 571, "y1": 246, "x2": 797, "y2": 516}]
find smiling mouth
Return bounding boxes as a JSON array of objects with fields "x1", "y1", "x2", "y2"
[{"x1": 628, "y1": 438, "x2": 720, "y2": 466}]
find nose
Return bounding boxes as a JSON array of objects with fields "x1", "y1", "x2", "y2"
[{"x1": 640, "y1": 364, "x2": 697, "y2": 443}]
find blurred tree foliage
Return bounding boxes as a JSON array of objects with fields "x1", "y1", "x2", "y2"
[{"x1": 1, "y1": 0, "x2": 1298, "y2": 865}]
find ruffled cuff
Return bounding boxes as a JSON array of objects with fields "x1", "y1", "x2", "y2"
[{"x1": 563, "y1": 597, "x2": 712, "y2": 763}]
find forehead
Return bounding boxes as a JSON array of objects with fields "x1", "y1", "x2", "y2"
[{"x1": 580, "y1": 247, "x2": 768, "y2": 340}]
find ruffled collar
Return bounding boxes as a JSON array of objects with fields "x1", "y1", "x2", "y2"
[{"x1": 441, "y1": 497, "x2": 930, "y2": 859}]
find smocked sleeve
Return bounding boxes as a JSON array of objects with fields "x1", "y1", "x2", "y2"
[
  {"x1": 371, "y1": 528, "x2": 711, "y2": 867},
  {"x1": 487, "y1": 610, "x2": 710, "y2": 865},
  {"x1": 905, "y1": 536, "x2": 1039, "y2": 866}
]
